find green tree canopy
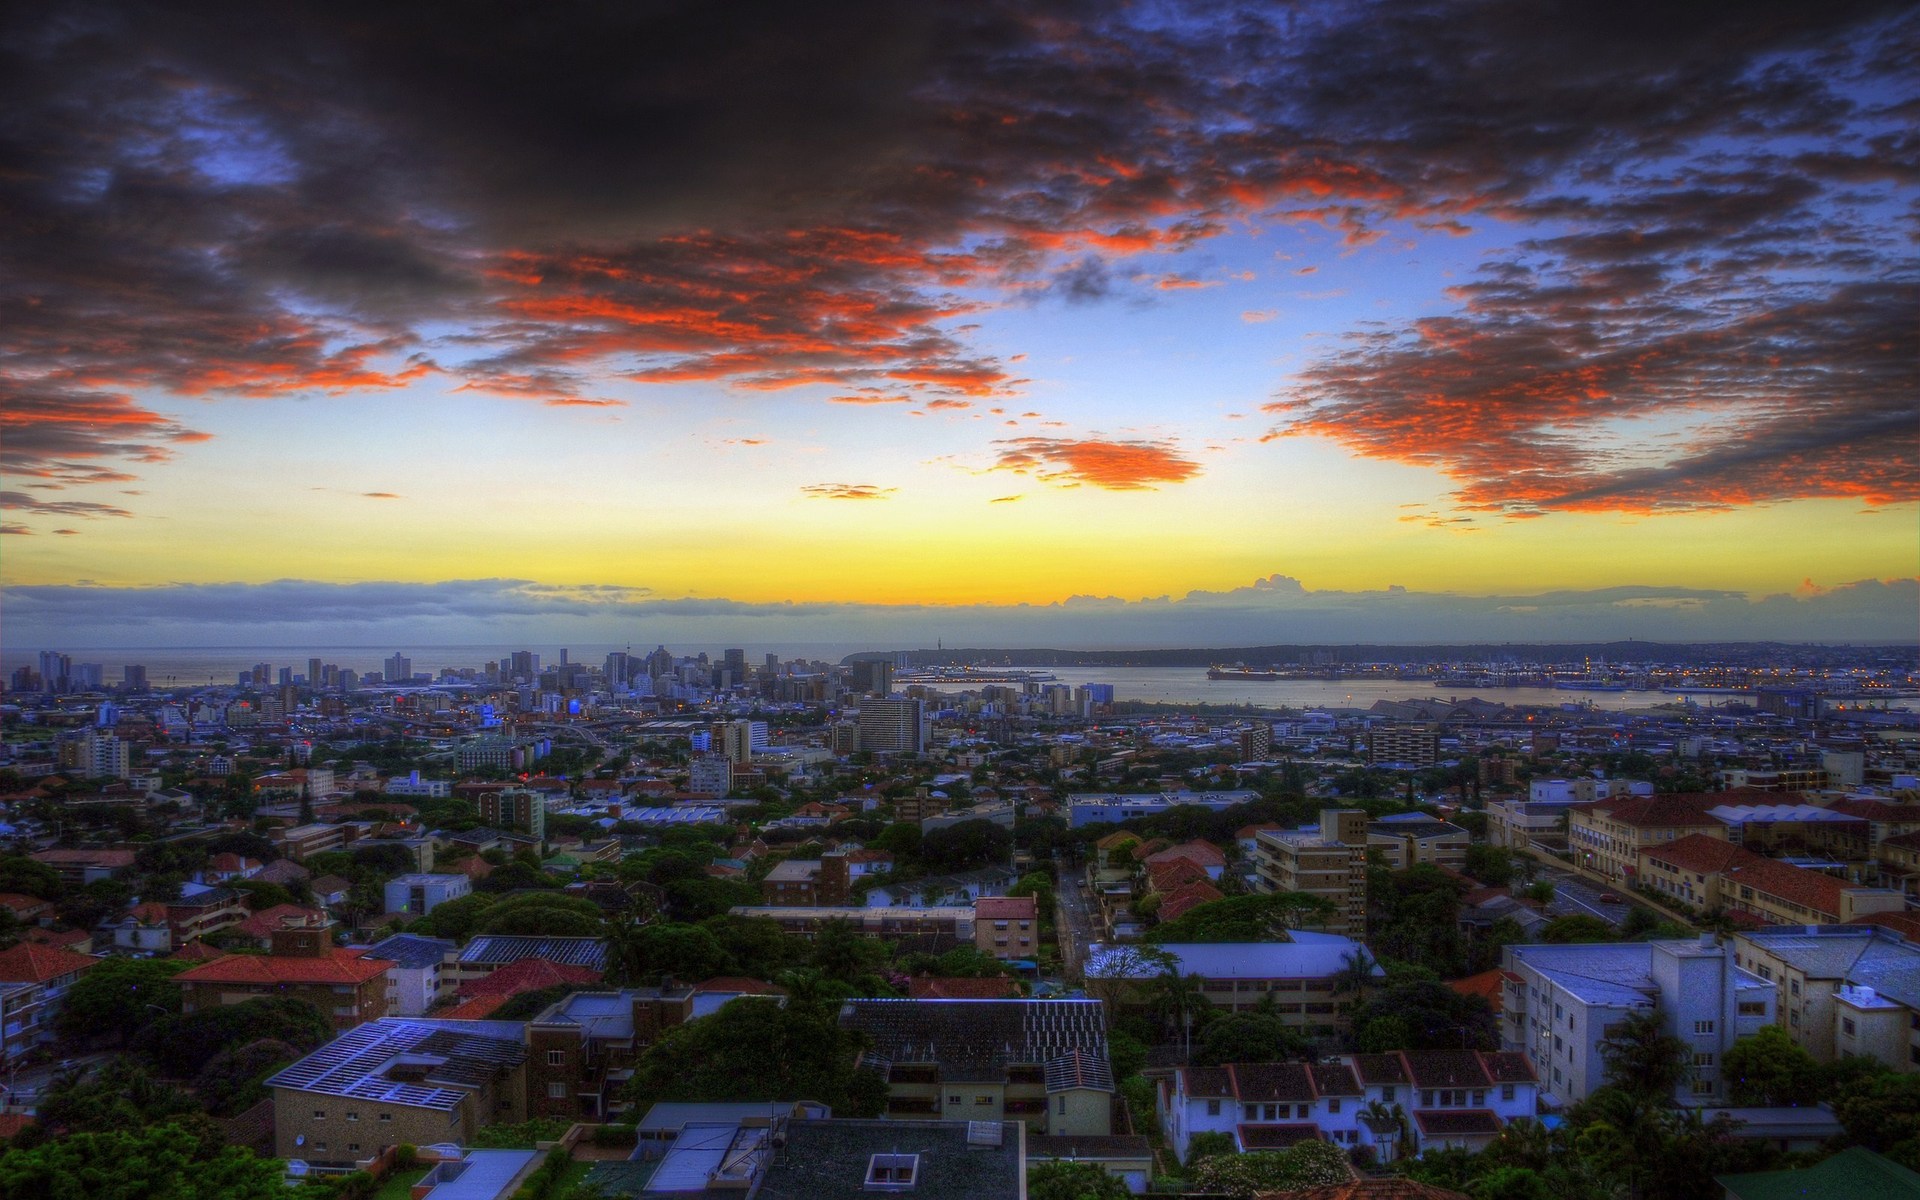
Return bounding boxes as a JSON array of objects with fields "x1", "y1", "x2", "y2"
[
  {"x1": 403, "y1": 891, "x2": 498, "y2": 939},
  {"x1": 56, "y1": 956, "x2": 187, "y2": 1042},
  {"x1": 1598, "y1": 1010, "x2": 1691, "y2": 1102},
  {"x1": 1145, "y1": 891, "x2": 1337, "y2": 943},
  {"x1": 134, "y1": 996, "x2": 333, "y2": 1080},
  {"x1": 473, "y1": 892, "x2": 606, "y2": 937},
  {"x1": 919, "y1": 819, "x2": 1013, "y2": 872},
  {"x1": 0, "y1": 1120, "x2": 283, "y2": 1200},
  {"x1": 1027, "y1": 1161, "x2": 1133, "y2": 1199},
  {"x1": 1185, "y1": 1140, "x2": 1350, "y2": 1198},
  {"x1": 1194, "y1": 1011, "x2": 1314, "y2": 1066},
  {"x1": 1349, "y1": 978, "x2": 1498, "y2": 1053},
  {"x1": 624, "y1": 999, "x2": 887, "y2": 1115},
  {"x1": 1721, "y1": 1026, "x2": 1820, "y2": 1107}
]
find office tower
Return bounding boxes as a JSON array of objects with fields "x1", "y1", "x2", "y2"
[
  {"x1": 10, "y1": 668, "x2": 41, "y2": 693},
  {"x1": 509, "y1": 650, "x2": 537, "y2": 680},
  {"x1": 724, "y1": 648, "x2": 746, "y2": 679},
  {"x1": 39, "y1": 651, "x2": 71, "y2": 694},
  {"x1": 856, "y1": 696, "x2": 927, "y2": 755},
  {"x1": 765, "y1": 653, "x2": 779, "y2": 674},
  {"x1": 278, "y1": 666, "x2": 293, "y2": 686},
  {"x1": 309, "y1": 658, "x2": 324, "y2": 687},
  {"x1": 71, "y1": 663, "x2": 105, "y2": 691},
  {"x1": 848, "y1": 660, "x2": 892, "y2": 696},
  {"x1": 122, "y1": 665, "x2": 148, "y2": 692},
  {"x1": 385, "y1": 653, "x2": 412, "y2": 683},
  {"x1": 605, "y1": 652, "x2": 633, "y2": 686}
]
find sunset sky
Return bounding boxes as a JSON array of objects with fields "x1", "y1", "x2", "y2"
[{"x1": 3, "y1": 1, "x2": 1916, "y2": 648}]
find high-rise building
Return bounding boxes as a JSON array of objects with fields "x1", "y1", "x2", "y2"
[
  {"x1": 122, "y1": 665, "x2": 148, "y2": 692},
  {"x1": 724, "y1": 648, "x2": 747, "y2": 680},
  {"x1": 385, "y1": 653, "x2": 413, "y2": 683},
  {"x1": 509, "y1": 650, "x2": 537, "y2": 680},
  {"x1": 605, "y1": 652, "x2": 633, "y2": 686},
  {"x1": 848, "y1": 660, "x2": 892, "y2": 696},
  {"x1": 309, "y1": 658, "x2": 324, "y2": 687},
  {"x1": 39, "y1": 651, "x2": 71, "y2": 694},
  {"x1": 475, "y1": 787, "x2": 545, "y2": 839},
  {"x1": 79, "y1": 731, "x2": 131, "y2": 780},
  {"x1": 1250, "y1": 809, "x2": 1370, "y2": 935},
  {"x1": 70, "y1": 663, "x2": 105, "y2": 691},
  {"x1": 856, "y1": 696, "x2": 928, "y2": 755},
  {"x1": 1367, "y1": 723, "x2": 1439, "y2": 768},
  {"x1": 689, "y1": 754, "x2": 733, "y2": 797},
  {"x1": 711, "y1": 720, "x2": 767, "y2": 764}
]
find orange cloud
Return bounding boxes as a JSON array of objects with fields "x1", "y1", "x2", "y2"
[
  {"x1": 991, "y1": 437, "x2": 1201, "y2": 490},
  {"x1": 800, "y1": 483, "x2": 896, "y2": 501}
]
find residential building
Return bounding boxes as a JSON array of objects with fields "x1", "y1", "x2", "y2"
[
  {"x1": 761, "y1": 860, "x2": 823, "y2": 906},
  {"x1": 1066, "y1": 791, "x2": 1260, "y2": 828},
  {"x1": 268, "y1": 1018, "x2": 529, "y2": 1167},
  {"x1": 687, "y1": 754, "x2": 733, "y2": 797},
  {"x1": 384, "y1": 873, "x2": 473, "y2": 916},
  {"x1": 0, "y1": 943, "x2": 100, "y2": 1064},
  {"x1": 525, "y1": 988, "x2": 695, "y2": 1120},
  {"x1": 973, "y1": 896, "x2": 1038, "y2": 960},
  {"x1": 452, "y1": 935, "x2": 608, "y2": 985},
  {"x1": 1566, "y1": 794, "x2": 1728, "y2": 885},
  {"x1": 28, "y1": 848, "x2": 136, "y2": 886},
  {"x1": 754, "y1": 1117, "x2": 1023, "y2": 1199},
  {"x1": 1367, "y1": 724, "x2": 1439, "y2": 768},
  {"x1": 475, "y1": 788, "x2": 545, "y2": 840},
  {"x1": 839, "y1": 998, "x2": 1114, "y2": 1135},
  {"x1": 1368, "y1": 816, "x2": 1471, "y2": 871},
  {"x1": 362, "y1": 933, "x2": 458, "y2": 1017},
  {"x1": 1159, "y1": 1050, "x2": 1538, "y2": 1163},
  {"x1": 174, "y1": 923, "x2": 395, "y2": 1029},
  {"x1": 726, "y1": 905, "x2": 976, "y2": 942},
  {"x1": 1250, "y1": 810, "x2": 1370, "y2": 936},
  {"x1": 1502, "y1": 937, "x2": 1775, "y2": 1105},
  {"x1": 1731, "y1": 924, "x2": 1920, "y2": 1069},
  {"x1": 1086, "y1": 934, "x2": 1383, "y2": 1033},
  {"x1": 816, "y1": 847, "x2": 893, "y2": 904},
  {"x1": 270, "y1": 823, "x2": 352, "y2": 860}
]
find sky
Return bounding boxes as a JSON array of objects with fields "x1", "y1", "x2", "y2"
[{"x1": 2, "y1": 1, "x2": 1916, "y2": 649}]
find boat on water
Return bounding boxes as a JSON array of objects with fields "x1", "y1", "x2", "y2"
[{"x1": 1207, "y1": 666, "x2": 1283, "y2": 681}]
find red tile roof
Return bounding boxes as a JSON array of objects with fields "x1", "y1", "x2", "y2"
[
  {"x1": 1147, "y1": 859, "x2": 1211, "y2": 893},
  {"x1": 1157, "y1": 881, "x2": 1226, "y2": 922},
  {"x1": 172, "y1": 940, "x2": 229, "y2": 961},
  {"x1": 1146, "y1": 841, "x2": 1226, "y2": 869},
  {"x1": 233, "y1": 905, "x2": 330, "y2": 941},
  {"x1": 1639, "y1": 832, "x2": 1761, "y2": 875},
  {"x1": 455, "y1": 957, "x2": 602, "y2": 997},
  {"x1": 907, "y1": 976, "x2": 1020, "y2": 1000},
  {"x1": 437, "y1": 994, "x2": 510, "y2": 1020},
  {"x1": 0, "y1": 942, "x2": 99, "y2": 983},
  {"x1": 1825, "y1": 798, "x2": 1920, "y2": 823},
  {"x1": 1572, "y1": 795, "x2": 1726, "y2": 830},
  {"x1": 1402, "y1": 1051, "x2": 1493, "y2": 1090},
  {"x1": 974, "y1": 896, "x2": 1038, "y2": 921},
  {"x1": 1445, "y1": 969, "x2": 1511, "y2": 1014},
  {"x1": 1228, "y1": 1063, "x2": 1317, "y2": 1103},
  {"x1": 31, "y1": 849, "x2": 136, "y2": 868},
  {"x1": 1723, "y1": 857, "x2": 1854, "y2": 919},
  {"x1": 175, "y1": 947, "x2": 393, "y2": 986},
  {"x1": 1847, "y1": 912, "x2": 1920, "y2": 941}
]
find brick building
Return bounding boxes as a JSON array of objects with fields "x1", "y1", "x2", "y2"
[{"x1": 175, "y1": 924, "x2": 395, "y2": 1029}]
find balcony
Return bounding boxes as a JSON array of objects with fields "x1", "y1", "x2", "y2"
[{"x1": 887, "y1": 1097, "x2": 939, "y2": 1116}]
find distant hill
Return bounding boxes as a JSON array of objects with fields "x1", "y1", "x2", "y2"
[{"x1": 841, "y1": 641, "x2": 1915, "y2": 668}]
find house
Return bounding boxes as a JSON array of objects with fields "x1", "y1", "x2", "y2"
[
  {"x1": 361, "y1": 933, "x2": 458, "y2": 1017},
  {"x1": 231, "y1": 905, "x2": 333, "y2": 951},
  {"x1": 1158, "y1": 880, "x2": 1226, "y2": 923},
  {"x1": 727, "y1": 905, "x2": 975, "y2": 943},
  {"x1": 451, "y1": 957, "x2": 605, "y2": 1013},
  {"x1": 412, "y1": 1150, "x2": 543, "y2": 1200},
  {"x1": 0, "y1": 943, "x2": 99, "y2": 1063},
  {"x1": 1142, "y1": 841, "x2": 1228, "y2": 882},
  {"x1": 907, "y1": 976, "x2": 1020, "y2": 1000},
  {"x1": 102, "y1": 902, "x2": 175, "y2": 953},
  {"x1": 162, "y1": 888, "x2": 250, "y2": 946},
  {"x1": 1158, "y1": 1050, "x2": 1539, "y2": 1163},
  {"x1": 174, "y1": 923, "x2": 395, "y2": 1029},
  {"x1": 865, "y1": 866, "x2": 1016, "y2": 908},
  {"x1": 309, "y1": 875, "x2": 353, "y2": 907},
  {"x1": 839, "y1": 998, "x2": 1114, "y2": 1135},
  {"x1": 1502, "y1": 937, "x2": 1775, "y2": 1105},
  {"x1": 267, "y1": 1018, "x2": 529, "y2": 1168}
]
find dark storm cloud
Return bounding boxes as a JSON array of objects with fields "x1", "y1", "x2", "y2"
[{"x1": 3, "y1": 0, "x2": 1916, "y2": 513}]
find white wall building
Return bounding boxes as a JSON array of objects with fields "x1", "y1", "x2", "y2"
[{"x1": 1503, "y1": 937, "x2": 1775, "y2": 1106}]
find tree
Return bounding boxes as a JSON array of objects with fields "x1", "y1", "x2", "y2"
[
  {"x1": 1540, "y1": 915, "x2": 1614, "y2": 943},
  {"x1": 56, "y1": 957, "x2": 187, "y2": 1042},
  {"x1": 625, "y1": 998, "x2": 885, "y2": 1115},
  {"x1": 194, "y1": 1039, "x2": 302, "y2": 1117},
  {"x1": 919, "y1": 819, "x2": 1012, "y2": 872},
  {"x1": 811, "y1": 919, "x2": 887, "y2": 986},
  {"x1": 134, "y1": 997, "x2": 333, "y2": 1080},
  {"x1": 1185, "y1": 1140, "x2": 1350, "y2": 1198},
  {"x1": 473, "y1": 892, "x2": 606, "y2": 937},
  {"x1": 627, "y1": 923, "x2": 733, "y2": 984},
  {"x1": 1832, "y1": 1067, "x2": 1920, "y2": 1170},
  {"x1": 1463, "y1": 845, "x2": 1514, "y2": 887},
  {"x1": 1348, "y1": 978, "x2": 1498, "y2": 1053},
  {"x1": 1027, "y1": 1161, "x2": 1133, "y2": 1200},
  {"x1": 1144, "y1": 892, "x2": 1337, "y2": 943},
  {"x1": 0, "y1": 855, "x2": 64, "y2": 900},
  {"x1": 1721, "y1": 1026, "x2": 1819, "y2": 1106},
  {"x1": 1194, "y1": 1011, "x2": 1313, "y2": 1066},
  {"x1": 1598, "y1": 1010, "x2": 1690, "y2": 1102},
  {"x1": 0, "y1": 1120, "x2": 284, "y2": 1200},
  {"x1": 36, "y1": 1058, "x2": 199, "y2": 1134},
  {"x1": 405, "y1": 890, "x2": 497, "y2": 938}
]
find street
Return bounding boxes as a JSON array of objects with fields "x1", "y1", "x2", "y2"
[{"x1": 1052, "y1": 854, "x2": 1100, "y2": 982}]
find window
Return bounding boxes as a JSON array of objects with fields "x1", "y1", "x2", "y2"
[
  {"x1": 1694, "y1": 1020, "x2": 1716, "y2": 1035},
  {"x1": 1328, "y1": 1099, "x2": 1341, "y2": 1113},
  {"x1": 1692, "y1": 1079, "x2": 1716, "y2": 1096},
  {"x1": 1790, "y1": 980, "x2": 1800, "y2": 996},
  {"x1": 1790, "y1": 1010, "x2": 1800, "y2": 1027},
  {"x1": 1206, "y1": 1100, "x2": 1220, "y2": 1116},
  {"x1": 1243, "y1": 1104, "x2": 1257, "y2": 1121},
  {"x1": 346, "y1": 1112, "x2": 358, "y2": 1122},
  {"x1": 1501, "y1": 1084, "x2": 1515, "y2": 1101},
  {"x1": 1381, "y1": 1087, "x2": 1395, "y2": 1103},
  {"x1": 1694, "y1": 1053, "x2": 1714, "y2": 1067},
  {"x1": 548, "y1": 1082, "x2": 567, "y2": 1099},
  {"x1": 547, "y1": 1050, "x2": 565, "y2": 1066},
  {"x1": 975, "y1": 1095, "x2": 993, "y2": 1106},
  {"x1": 1057, "y1": 1095, "x2": 1066, "y2": 1115},
  {"x1": 1296, "y1": 1104, "x2": 1308, "y2": 1119},
  {"x1": 314, "y1": 1142, "x2": 327, "y2": 1152},
  {"x1": 948, "y1": 1095, "x2": 962, "y2": 1106},
  {"x1": 1472, "y1": 1091, "x2": 1485, "y2": 1106},
  {"x1": 379, "y1": 1113, "x2": 391, "y2": 1122},
  {"x1": 1738, "y1": 1001, "x2": 1766, "y2": 1016},
  {"x1": 348, "y1": 1143, "x2": 360, "y2": 1153},
  {"x1": 865, "y1": 1154, "x2": 919, "y2": 1189},
  {"x1": 313, "y1": 1110, "x2": 326, "y2": 1120},
  {"x1": 1843, "y1": 1018, "x2": 1858, "y2": 1037}
]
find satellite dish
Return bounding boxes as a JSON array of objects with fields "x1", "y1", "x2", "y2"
[{"x1": 295, "y1": 1136, "x2": 305, "y2": 1146}]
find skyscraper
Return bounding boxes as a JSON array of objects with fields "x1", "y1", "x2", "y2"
[
  {"x1": 856, "y1": 696, "x2": 927, "y2": 755},
  {"x1": 385, "y1": 653, "x2": 413, "y2": 683}
]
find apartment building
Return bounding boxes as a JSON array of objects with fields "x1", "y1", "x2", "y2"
[
  {"x1": 973, "y1": 896, "x2": 1038, "y2": 960},
  {"x1": 526, "y1": 988, "x2": 695, "y2": 1120},
  {"x1": 1732, "y1": 924, "x2": 1920, "y2": 1070},
  {"x1": 1367, "y1": 724, "x2": 1439, "y2": 768},
  {"x1": 1367, "y1": 815, "x2": 1471, "y2": 871},
  {"x1": 839, "y1": 998, "x2": 1113, "y2": 1136},
  {"x1": 175, "y1": 924, "x2": 395, "y2": 1030},
  {"x1": 1250, "y1": 810, "x2": 1369, "y2": 936},
  {"x1": 1502, "y1": 938, "x2": 1774, "y2": 1105},
  {"x1": 384, "y1": 873, "x2": 472, "y2": 917},
  {"x1": 268, "y1": 1018, "x2": 529, "y2": 1168},
  {"x1": 1160, "y1": 1050, "x2": 1538, "y2": 1163},
  {"x1": 0, "y1": 943, "x2": 99, "y2": 1064}
]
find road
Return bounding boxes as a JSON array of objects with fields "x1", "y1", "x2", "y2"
[
  {"x1": 1053, "y1": 854, "x2": 1100, "y2": 982},
  {"x1": 1, "y1": 1052, "x2": 112, "y2": 1113},
  {"x1": 1531, "y1": 863, "x2": 1633, "y2": 927}
]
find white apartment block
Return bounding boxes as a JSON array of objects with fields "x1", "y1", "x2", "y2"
[
  {"x1": 1159, "y1": 1050, "x2": 1538, "y2": 1164},
  {"x1": 1732, "y1": 924, "x2": 1920, "y2": 1072},
  {"x1": 1503, "y1": 937, "x2": 1775, "y2": 1105}
]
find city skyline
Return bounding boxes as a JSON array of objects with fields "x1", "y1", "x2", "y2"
[{"x1": 4, "y1": 3, "x2": 1916, "y2": 647}]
